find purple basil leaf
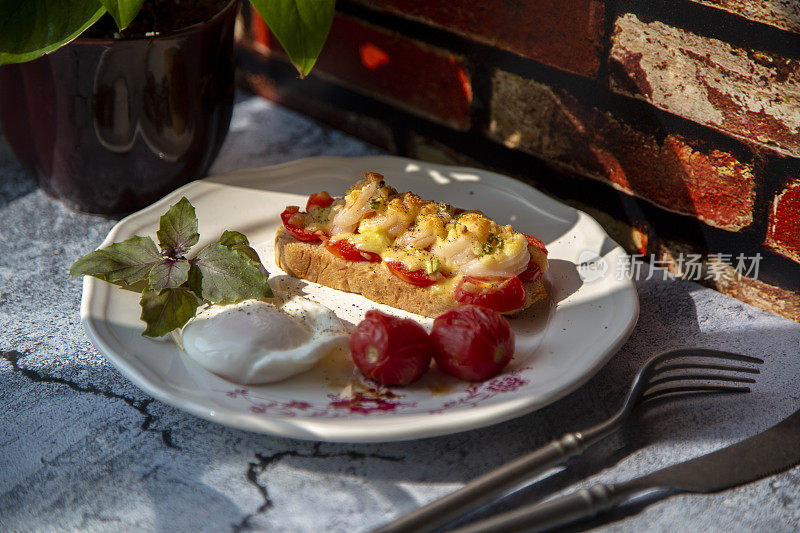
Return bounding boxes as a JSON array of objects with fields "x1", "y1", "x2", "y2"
[
  {"x1": 156, "y1": 197, "x2": 199, "y2": 256},
  {"x1": 148, "y1": 258, "x2": 190, "y2": 290},
  {"x1": 192, "y1": 241, "x2": 273, "y2": 303},
  {"x1": 187, "y1": 264, "x2": 203, "y2": 299},
  {"x1": 69, "y1": 235, "x2": 162, "y2": 285},
  {"x1": 139, "y1": 288, "x2": 199, "y2": 337}
]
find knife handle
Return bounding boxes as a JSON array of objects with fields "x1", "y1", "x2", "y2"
[
  {"x1": 446, "y1": 482, "x2": 634, "y2": 533},
  {"x1": 374, "y1": 432, "x2": 589, "y2": 533}
]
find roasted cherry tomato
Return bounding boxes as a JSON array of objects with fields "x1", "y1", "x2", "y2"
[
  {"x1": 280, "y1": 206, "x2": 324, "y2": 242},
  {"x1": 518, "y1": 262, "x2": 543, "y2": 283},
  {"x1": 430, "y1": 304, "x2": 515, "y2": 381},
  {"x1": 306, "y1": 191, "x2": 334, "y2": 211},
  {"x1": 350, "y1": 310, "x2": 434, "y2": 385},
  {"x1": 519, "y1": 234, "x2": 547, "y2": 282},
  {"x1": 325, "y1": 239, "x2": 382, "y2": 262},
  {"x1": 454, "y1": 276, "x2": 527, "y2": 313},
  {"x1": 523, "y1": 233, "x2": 548, "y2": 254},
  {"x1": 386, "y1": 261, "x2": 438, "y2": 287}
]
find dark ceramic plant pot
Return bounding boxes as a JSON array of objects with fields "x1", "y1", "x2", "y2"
[{"x1": 0, "y1": 0, "x2": 237, "y2": 214}]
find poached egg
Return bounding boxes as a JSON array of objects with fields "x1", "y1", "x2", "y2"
[{"x1": 180, "y1": 296, "x2": 348, "y2": 384}]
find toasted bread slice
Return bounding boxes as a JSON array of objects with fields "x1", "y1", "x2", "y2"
[{"x1": 274, "y1": 226, "x2": 546, "y2": 318}]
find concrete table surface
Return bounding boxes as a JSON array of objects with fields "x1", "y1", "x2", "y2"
[{"x1": 2, "y1": 93, "x2": 799, "y2": 532}]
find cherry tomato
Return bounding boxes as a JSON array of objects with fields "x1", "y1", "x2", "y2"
[
  {"x1": 518, "y1": 261, "x2": 543, "y2": 283},
  {"x1": 519, "y1": 234, "x2": 547, "y2": 282},
  {"x1": 325, "y1": 239, "x2": 382, "y2": 262},
  {"x1": 306, "y1": 191, "x2": 334, "y2": 211},
  {"x1": 430, "y1": 304, "x2": 515, "y2": 381},
  {"x1": 386, "y1": 261, "x2": 438, "y2": 287},
  {"x1": 350, "y1": 310, "x2": 434, "y2": 385},
  {"x1": 454, "y1": 276, "x2": 527, "y2": 313},
  {"x1": 280, "y1": 206, "x2": 324, "y2": 242},
  {"x1": 523, "y1": 233, "x2": 548, "y2": 254}
]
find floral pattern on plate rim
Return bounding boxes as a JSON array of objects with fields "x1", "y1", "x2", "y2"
[{"x1": 218, "y1": 367, "x2": 532, "y2": 417}]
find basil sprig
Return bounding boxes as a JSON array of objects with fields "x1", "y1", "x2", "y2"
[{"x1": 70, "y1": 197, "x2": 273, "y2": 337}]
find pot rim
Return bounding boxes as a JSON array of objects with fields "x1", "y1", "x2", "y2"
[{"x1": 73, "y1": 0, "x2": 238, "y2": 44}]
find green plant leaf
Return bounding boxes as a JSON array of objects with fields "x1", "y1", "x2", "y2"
[
  {"x1": 148, "y1": 258, "x2": 190, "y2": 290},
  {"x1": 192, "y1": 241, "x2": 273, "y2": 304},
  {"x1": 218, "y1": 229, "x2": 250, "y2": 248},
  {"x1": 187, "y1": 263, "x2": 203, "y2": 298},
  {"x1": 249, "y1": 0, "x2": 336, "y2": 77},
  {"x1": 218, "y1": 230, "x2": 261, "y2": 264},
  {"x1": 98, "y1": 0, "x2": 145, "y2": 31},
  {"x1": 157, "y1": 197, "x2": 199, "y2": 256},
  {"x1": 0, "y1": 0, "x2": 106, "y2": 66},
  {"x1": 70, "y1": 236, "x2": 163, "y2": 285},
  {"x1": 139, "y1": 288, "x2": 199, "y2": 337}
]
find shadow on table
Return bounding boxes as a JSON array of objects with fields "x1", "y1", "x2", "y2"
[
  {"x1": 236, "y1": 276, "x2": 795, "y2": 532},
  {"x1": 0, "y1": 135, "x2": 37, "y2": 208}
]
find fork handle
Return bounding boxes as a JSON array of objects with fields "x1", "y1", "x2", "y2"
[
  {"x1": 374, "y1": 432, "x2": 588, "y2": 533},
  {"x1": 446, "y1": 482, "x2": 633, "y2": 533}
]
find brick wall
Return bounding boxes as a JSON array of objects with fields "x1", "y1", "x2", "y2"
[{"x1": 236, "y1": 0, "x2": 800, "y2": 323}]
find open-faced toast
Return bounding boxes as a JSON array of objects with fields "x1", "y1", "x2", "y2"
[{"x1": 274, "y1": 173, "x2": 549, "y2": 317}]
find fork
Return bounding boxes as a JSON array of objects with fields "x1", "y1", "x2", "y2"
[{"x1": 375, "y1": 348, "x2": 763, "y2": 533}]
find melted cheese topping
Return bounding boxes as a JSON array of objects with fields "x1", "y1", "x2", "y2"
[{"x1": 302, "y1": 172, "x2": 548, "y2": 288}]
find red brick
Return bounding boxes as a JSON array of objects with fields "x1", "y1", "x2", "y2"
[
  {"x1": 655, "y1": 239, "x2": 800, "y2": 323},
  {"x1": 488, "y1": 70, "x2": 756, "y2": 231},
  {"x1": 766, "y1": 179, "x2": 800, "y2": 263},
  {"x1": 351, "y1": 0, "x2": 604, "y2": 78},
  {"x1": 688, "y1": 0, "x2": 800, "y2": 35},
  {"x1": 609, "y1": 13, "x2": 800, "y2": 157},
  {"x1": 715, "y1": 271, "x2": 800, "y2": 324},
  {"x1": 250, "y1": 11, "x2": 472, "y2": 129},
  {"x1": 249, "y1": 8, "x2": 269, "y2": 48}
]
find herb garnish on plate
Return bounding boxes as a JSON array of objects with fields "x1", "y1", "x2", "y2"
[{"x1": 70, "y1": 198, "x2": 273, "y2": 337}]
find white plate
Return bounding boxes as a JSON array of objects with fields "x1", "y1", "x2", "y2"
[{"x1": 81, "y1": 156, "x2": 638, "y2": 442}]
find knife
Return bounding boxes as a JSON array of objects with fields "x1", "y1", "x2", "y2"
[{"x1": 445, "y1": 408, "x2": 800, "y2": 533}]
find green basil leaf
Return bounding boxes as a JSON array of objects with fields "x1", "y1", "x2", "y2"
[
  {"x1": 192, "y1": 242, "x2": 273, "y2": 304},
  {"x1": 97, "y1": 0, "x2": 145, "y2": 31},
  {"x1": 70, "y1": 235, "x2": 162, "y2": 285},
  {"x1": 218, "y1": 230, "x2": 261, "y2": 264},
  {"x1": 187, "y1": 263, "x2": 203, "y2": 298},
  {"x1": 0, "y1": 1, "x2": 106, "y2": 66},
  {"x1": 156, "y1": 197, "x2": 199, "y2": 256},
  {"x1": 218, "y1": 229, "x2": 249, "y2": 248},
  {"x1": 148, "y1": 258, "x2": 190, "y2": 290},
  {"x1": 249, "y1": 0, "x2": 335, "y2": 78},
  {"x1": 139, "y1": 288, "x2": 199, "y2": 337}
]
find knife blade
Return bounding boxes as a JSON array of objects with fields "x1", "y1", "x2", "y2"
[
  {"x1": 631, "y1": 406, "x2": 800, "y2": 493},
  {"x1": 447, "y1": 408, "x2": 800, "y2": 533}
]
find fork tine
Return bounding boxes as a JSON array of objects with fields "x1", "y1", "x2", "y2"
[
  {"x1": 656, "y1": 362, "x2": 760, "y2": 375},
  {"x1": 657, "y1": 348, "x2": 764, "y2": 365},
  {"x1": 642, "y1": 384, "x2": 751, "y2": 402},
  {"x1": 641, "y1": 350, "x2": 762, "y2": 380},
  {"x1": 647, "y1": 374, "x2": 757, "y2": 388}
]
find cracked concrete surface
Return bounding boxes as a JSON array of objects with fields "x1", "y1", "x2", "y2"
[
  {"x1": 2, "y1": 93, "x2": 800, "y2": 532},
  {"x1": 1, "y1": 350, "x2": 178, "y2": 450},
  {"x1": 233, "y1": 444, "x2": 403, "y2": 532}
]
